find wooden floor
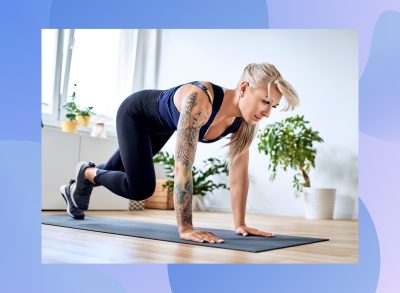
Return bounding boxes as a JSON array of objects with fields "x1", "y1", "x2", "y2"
[{"x1": 42, "y1": 210, "x2": 358, "y2": 264}]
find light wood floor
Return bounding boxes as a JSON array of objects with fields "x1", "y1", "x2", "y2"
[{"x1": 42, "y1": 210, "x2": 358, "y2": 264}]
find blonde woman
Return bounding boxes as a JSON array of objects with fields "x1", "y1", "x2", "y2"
[{"x1": 60, "y1": 63, "x2": 299, "y2": 244}]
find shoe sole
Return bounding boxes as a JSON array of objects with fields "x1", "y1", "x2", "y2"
[{"x1": 60, "y1": 185, "x2": 85, "y2": 220}]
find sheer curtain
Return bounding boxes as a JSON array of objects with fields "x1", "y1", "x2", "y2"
[
  {"x1": 132, "y1": 29, "x2": 161, "y2": 92},
  {"x1": 116, "y1": 29, "x2": 161, "y2": 125},
  {"x1": 116, "y1": 30, "x2": 138, "y2": 103}
]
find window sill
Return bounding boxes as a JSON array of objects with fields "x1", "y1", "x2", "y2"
[{"x1": 42, "y1": 119, "x2": 117, "y2": 139}]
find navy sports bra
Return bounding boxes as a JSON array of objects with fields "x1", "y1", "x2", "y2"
[{"x1": 158, "y1": 81, "x2": 243, "y2": 143}]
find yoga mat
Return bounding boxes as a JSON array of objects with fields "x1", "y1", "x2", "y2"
[{"x1": 42, "y1": 215, "x2": 329, "y2": 253}]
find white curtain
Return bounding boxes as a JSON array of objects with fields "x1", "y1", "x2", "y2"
[
  {"x1": 116, "y1": 29, "x2": 139, "y2": 100},
  {"x1": 131, "y1": 29, "x2": 161, "y2": 92}
]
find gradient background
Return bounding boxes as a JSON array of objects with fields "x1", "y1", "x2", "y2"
[{"x1": 0, "y1": 0, "x2": 399, "y2": 292}]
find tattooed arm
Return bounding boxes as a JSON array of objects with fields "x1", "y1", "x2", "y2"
[{"x1": 174, "y1": 91, "x2": 224, "y2": 244}]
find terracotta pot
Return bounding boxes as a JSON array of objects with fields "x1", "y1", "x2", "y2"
[
  {"x1": 61, "y1": 120, "x2": 78, "y2": 133},
  {"x1": 77, "y1": 115, "x2": 91, "y2": 127}
]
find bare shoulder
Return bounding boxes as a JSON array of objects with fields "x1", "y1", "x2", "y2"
[{"x1": 173, "y1": 81, "x2": 213, "y2": 115}]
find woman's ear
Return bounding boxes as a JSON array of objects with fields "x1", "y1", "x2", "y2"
[{"x1": 239, "y1": 81, "x2": 248, "y2": 94}]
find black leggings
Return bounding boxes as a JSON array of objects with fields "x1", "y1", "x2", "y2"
[{"x1": 94, "y1": 90, "x2": 174, "y2": 200}]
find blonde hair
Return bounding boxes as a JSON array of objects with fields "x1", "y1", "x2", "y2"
[{"x1": 226, "y1": 63, "x2": 299, "y2": 160}]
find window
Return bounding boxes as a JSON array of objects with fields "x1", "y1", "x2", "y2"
[
  {"x1": 42, "y1": 29, "x2": 159, "y2": 130},
  {"x1": 67, "y1": 29, "x2": 135, "y2": 126}
]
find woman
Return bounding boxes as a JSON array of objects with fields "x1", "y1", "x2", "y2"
[{"x1": 60, "y1": 63, "x2": 299, "y2": 244}]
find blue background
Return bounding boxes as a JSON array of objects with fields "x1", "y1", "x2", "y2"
[{"x1": 1, "y1": 0, "x2": 399, "y2": 292}]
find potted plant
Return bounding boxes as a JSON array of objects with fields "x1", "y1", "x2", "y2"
[
  {"x1": 257, "y1": 115, "x2": 336, "y2": 219},
  {"x1": 67, "y1": 83, "x2": 95, "y2": 128},
  {"x1": 153, "y1": 151, "x2": 230, "y2": 211},
  {"x1": 61, "y1": 97, "x2": 78, "y2": 133},
  {"x1": 76, "y1": 106, "x2": 95, "y2": 127}
]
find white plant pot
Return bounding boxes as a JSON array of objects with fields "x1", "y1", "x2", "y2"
[
  {"x1": 303, "y1": 188, "x2": 336, "y2": 219},
  {"x1": 192, "y1": 195, "x2": 207, "y2": 211}
]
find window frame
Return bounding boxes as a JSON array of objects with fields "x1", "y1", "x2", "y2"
[{"x1": 42, "y1": 29, "x2": 160, "y2": 137}]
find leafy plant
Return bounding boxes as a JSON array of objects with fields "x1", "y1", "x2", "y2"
[
  {"x1": 153, "y1": 151, "x2": 230, "y2": 196},
  {"x1": 62, "y1": 99, "x2": 78, "y2": 121},
  {"x1": 257, "y1": 115, "x2": 324, "y2": 195},
  {"x1": 77, "y1": 106, "x2": 95, "y2": 118},
  {"x1": 63, "y1": 83, "x2": 95, "y2": 120}
]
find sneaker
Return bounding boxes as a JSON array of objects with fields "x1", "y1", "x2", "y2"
[
  {"x1": 71, "y1": 161, "x2": 96, "y2": 210},
  {"x1": 59, "y1": 179, "x2": 85, "y2": 220}
]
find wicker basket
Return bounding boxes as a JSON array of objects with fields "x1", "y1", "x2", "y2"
[{"x1": 144, "y1": 179, "x2": 174, "y2": 210}]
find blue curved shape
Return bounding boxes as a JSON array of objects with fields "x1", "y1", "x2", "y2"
[
  {"x1": 0, "y1": 0, "x2": 50, "y2": 142},
  {"x1": 0, "y1": 141, "x2": 124, "y2": 293},
  {"x1": 360, "y1": 11, "x2": 400, "y2": 142},
  {"x1": 50, "y1": 0, "x2": 268, "y2": 28},
  {"x1": 93, "y1": 265, "x2": 172, "y2": 293},
  {"x1": 168, "y1": 199, "x2": 379, "y2": 292}
]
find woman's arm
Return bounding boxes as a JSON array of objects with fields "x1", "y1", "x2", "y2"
[
  {"x1": 174, "y1": 91, "x2": 206, "y2": 230},
  {"x1": 229, "y1": 148, "x2": 250, "y2": 229},
  {"x1": 229, "y1": 147, "x2": 275, "y2": 238},
  {"x1": 174, "y1": 90, "x2": 224, "y2": 244}
]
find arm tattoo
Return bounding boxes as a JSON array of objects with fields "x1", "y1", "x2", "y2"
[
  {"x1": 174, "y1": 92, "x2": 208, "y2": 228},
  {"x1": 174, "y1": 169, "x2": 193, "y2": 227},
  {"x1": 175, "y1": 93, "x2": 207, "y2": 166}
]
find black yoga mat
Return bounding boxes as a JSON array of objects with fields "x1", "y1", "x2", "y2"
[{"x1": 42, "y1": 215, "x2": 329, "y2": 253}]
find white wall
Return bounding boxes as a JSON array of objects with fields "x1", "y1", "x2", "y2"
[
  {"x1": 42, "y1": 127, "x2": 129, "y2": 210},
  {"x1": 156, "y1": 29, "x2": 358, "y2": 219}
]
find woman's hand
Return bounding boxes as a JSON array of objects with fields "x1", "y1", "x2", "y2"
[
  {"x1": 235, "y1": 225, "x2": 275, "y2": 237},
  {"x1": 179, "y1": 228, "x2": 224, "y2": 244}
]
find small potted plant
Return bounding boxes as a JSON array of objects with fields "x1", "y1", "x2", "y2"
[
  {"x1": 67, "y1": 83, "x2": 95, "y2": 128},
  {"x1": 153, "y1": 151, "x2": 230, "y2": 211},
  {"x1": 257, "y1": 115, "x2": 336, "y2": 219},
  {"x1": 76, "y1": 106, "x2": 95, "y2": 127},
  {"x1": 61, "y1": 97, "x2": 78, "y2": 133}
]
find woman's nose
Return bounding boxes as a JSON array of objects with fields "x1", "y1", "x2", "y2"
[{"x1": 261, "y1": 109, "x2": 270, "y2": 118}]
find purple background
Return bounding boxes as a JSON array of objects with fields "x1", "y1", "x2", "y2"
[{"x1": 0, "y1": 0, "x2": 399, "y2": 291}]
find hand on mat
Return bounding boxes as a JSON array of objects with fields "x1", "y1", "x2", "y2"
[
  {"x1": 179, "y1": 228, "x2": 224, "y2": 244},
  {"x1": 235, "y1": 225, "x2": 275, "y2": 238}
]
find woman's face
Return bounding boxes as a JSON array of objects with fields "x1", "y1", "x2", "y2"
[{"x1": 238, "y1": 82, "x2": 282, "y2": 124}]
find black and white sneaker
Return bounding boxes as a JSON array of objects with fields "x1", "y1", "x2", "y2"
[
  {"x1": 59, "y1": 179, "x2": 85, "y2": 220},
  {"x1": 71, "y1": 161, "x2": 96, "y2": 210}
]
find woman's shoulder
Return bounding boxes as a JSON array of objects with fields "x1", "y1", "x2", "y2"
[
  {"x1": 173, "y1": 81, "x2": 214, "y2": 113},
  {"x1": 180, "y1": 81, "x2": 214, "y2": 95}
]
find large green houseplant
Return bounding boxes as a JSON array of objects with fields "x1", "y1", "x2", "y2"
[
  {"x1": 257, "y1": 115, "x2": 335, "y2": 219},
  {"x1": 153, "y1": 151, "x2": 229, "y2": 210},
  {"x1": 257, "y1": 115, "x2": 324, "y2": 194}
]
